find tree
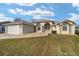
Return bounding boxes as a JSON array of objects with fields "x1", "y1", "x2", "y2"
[
  {"x1": 75, "y1": 25, "x2": 79, "y2": 35},
  {"x1": 14, "y1": 18, "x2": 23, "y2": 22},
  {"x1": 31, "y1": 19, "x2": 38, "y2": 23}
]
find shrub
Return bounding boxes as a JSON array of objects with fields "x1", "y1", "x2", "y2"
[
  {"x1": 75, "y1": 30, "x2": 79, "y2": 35},
  {"x1": 52, "y1": 31, "x2": 57, "y2": 34}
]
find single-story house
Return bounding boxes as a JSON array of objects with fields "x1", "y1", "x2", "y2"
[
  {"x1": 4, "y1": 19, "x2": 75, "y2": 35},
  {"x1": 34, "y1": 20, "x2": 75, "y2": 35}
]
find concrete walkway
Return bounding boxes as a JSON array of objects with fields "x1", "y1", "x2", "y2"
[{"x1": 0, "y1": 32, "x2": 48, "y2": 39}]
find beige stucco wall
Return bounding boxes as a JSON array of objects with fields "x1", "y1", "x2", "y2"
[
  {"x1": 35, "y1": 21, "x2": 75, "y2": 35},
  {"x1": 56, "y1": 24, "x2": 75, "y2": 35},
  {"x1": 35, "y1": 23, "x2": 46, "y2": 32},
  {"x1": 57, "y1": 24, "x2": 70, "y2": 34},
  {"x1": 36, "y1": 23, "x2": 42, "y2": 32},
  {"x1": 52, "y1": 26, "x2": 56, "y2": 31},
  {"x1": 35, "y1": 22, "x2": 52, "y2": 33},
  {"x1": 61, "y1": 24, "x2": 70, "y2": 34},
  {"x1": 23, "y1": 25, "x2": 34, "y2": 34},
  {"x1": 6, "y1": 25, "x2": 23, "y2": 34},
  {"x1": 70, "y1": 24, "x2": 75, "y2": 35},
  {"x1": 56, "y1": 25, "x2": 60, "y2": 34}
]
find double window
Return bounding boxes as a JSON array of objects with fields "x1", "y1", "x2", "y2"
[{"x1": 62, "y1": 24, "x2": 67, "y2": 31}]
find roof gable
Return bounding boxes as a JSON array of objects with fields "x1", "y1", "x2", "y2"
[{"x1": 58, "y1": 20, "x2": 75, "y2": 25}]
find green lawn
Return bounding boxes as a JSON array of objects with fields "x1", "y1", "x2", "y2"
[{"x1": 0, "y1": 34, "x2": 79, "y2": 56}]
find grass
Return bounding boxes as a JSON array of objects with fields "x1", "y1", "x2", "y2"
[{"x1": 0, "y1": 34, "x2": 79, "y2": 56}]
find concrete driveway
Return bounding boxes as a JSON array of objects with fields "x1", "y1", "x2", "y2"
[{"x1": 0, "y1": 32, "x2": 48, "y2": 39}]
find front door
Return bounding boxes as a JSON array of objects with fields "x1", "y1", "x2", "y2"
[{"x1": 44, "y1": 23, "x2": 50, "y2": 33}]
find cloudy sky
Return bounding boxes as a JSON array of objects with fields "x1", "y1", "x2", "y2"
[{"x1": 0, "y1": 3, "x2": 79, "y2": 25}]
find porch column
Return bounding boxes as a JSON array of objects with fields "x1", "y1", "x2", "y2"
[
  {"x1": 41, "y1": 23, "x2": 45, "y2": 32},
  {"x1": 40, "y1": 25, "x2": 43, "y2": 32},
  {"x1": 49, "y1": 22, "x2": 52, "y2": 34}
]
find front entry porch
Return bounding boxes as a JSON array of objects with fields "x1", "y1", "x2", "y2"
[{"x1": 35, "y1": 22, "x2": 52, "y2": 34}]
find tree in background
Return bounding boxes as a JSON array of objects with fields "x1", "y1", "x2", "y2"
[
  {"x1": 14, "y1": 18, "x2": 24, "y2": 22},
  {"x1": 75, "y1": 25, "x2": 79, "y2": 35}
]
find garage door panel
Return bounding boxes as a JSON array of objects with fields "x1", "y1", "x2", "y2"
[{"x1": 7, "y1": 25, "x2": 20, "y2": 34}]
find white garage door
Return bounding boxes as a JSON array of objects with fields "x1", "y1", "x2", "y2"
[{"x1": 7, "y1": 25, "x2": 21, "y2": 34}]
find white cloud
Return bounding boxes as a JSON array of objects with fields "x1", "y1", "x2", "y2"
[
  {"x1": 0, "y1": 13, "x2": 5, "y2": 17},
  {"x1": 25, "y1": 8, "x2": 55, "y2": 16},
  {"x1": 8, "y1": 7, "x2": 55, "y2": 20},
  {"x1": 6, "y1": 3, "x2": 36, "y2": 6},
  {"x1": 16, "y1": 3, "x2": 36, "y2": 6},
  {"x1": 8, "y1": 8, "x2": 55, "y2": 19},
  {"x1": 33, "y1": 15, "x2": 41, "y2": 19},
  {"x1": 8, "y1": 9, "x2": 17, "y2": 14},
  {"x1": 0, "y1": 17, "x2": 13, "y2": 22},
  {"x1": 31, "y1": 8, "x2": 55, "y2": 16},
  {"x1": 8, "y1": 8, "x2": 27, "y2": 15},
  {"x1": 40, "y1": 5, "x2": 48, "y2": 10},
  {"x1": 72, "y1": 3, "x2": 79, "y2": 8},
  {"x1": 0, "y1": 13, "x2": 13, "y2": 22},
  {"x1": 68, "y1": 13, "x2": 79, "y2": 21},
  {"x1": 72, "y1": 3, "x2": 79, "y2": 11}
]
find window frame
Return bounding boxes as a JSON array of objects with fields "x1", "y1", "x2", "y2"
[
  {"x1": 62, "y1": 23, "x2": 67, "y2": 31},
  {"x1": 44, "y1": 23, "x2": 50, "y2": 29}
]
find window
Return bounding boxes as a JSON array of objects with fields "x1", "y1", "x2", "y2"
[
  {"x1": 44, "y1": 23, "x2": 50, "y2": 29},
  {"x1": 37, "y1": 27, "x2": 40, "y2": 30},
  {"x1": 44, "y1": 25, "x2": 50, "y2": 29},
  {"x1": 63, "y1": 24, "x2": 67, "y2": 31}
]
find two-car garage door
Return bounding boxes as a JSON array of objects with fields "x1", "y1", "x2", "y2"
[{"x1": 7, "y1": 25, "x2": 22, "y2": 34}]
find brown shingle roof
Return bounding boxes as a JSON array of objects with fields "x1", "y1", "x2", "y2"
[
  {"x1": 57, "y1": 20, "x2": 75, "y2": 25},
  {"x1": 0, "y1": 21, "x2": 11, "y2": 24},
  {"x1": 4, "y1": 21, "x2": 34, "y2": 26},
  {"x1": 34, "y1": 19, "x2": 54, "y2": 23}
]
